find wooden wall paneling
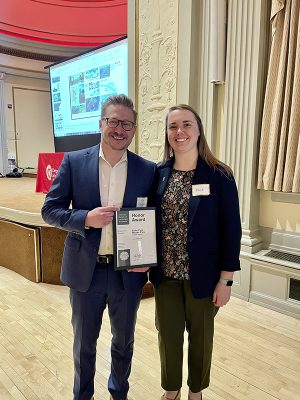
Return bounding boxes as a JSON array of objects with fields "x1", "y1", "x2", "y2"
[
  {"x1": 0, "y1": 219, "x2": 40, "y2": 282},
  {"x1": 40, "y1": 226, "x2": 66, "y2": 285}
]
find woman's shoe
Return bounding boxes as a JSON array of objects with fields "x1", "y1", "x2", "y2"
[
  {"x1": 188, "y1": 391, "x2": 202, "y2": 400},
  {"x1": 161, "y1": 390, "x2": 181, "y2": 400}
]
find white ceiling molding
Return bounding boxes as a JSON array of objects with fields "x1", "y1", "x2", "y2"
[
  {"x1": 0, "y1": 33, "x2": 92, "y2": 58},
  {"x1": 0, "y1": 53, "x2": 50, "y2": 79}
]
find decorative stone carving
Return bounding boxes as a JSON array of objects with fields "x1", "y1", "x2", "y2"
[{"x1": 138, "y1": 0, "x2": 178, "y2": 162}]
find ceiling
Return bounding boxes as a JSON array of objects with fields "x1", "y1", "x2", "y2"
[{"x1": 0, "y1": 0, "x2": 127, "y2": 48}]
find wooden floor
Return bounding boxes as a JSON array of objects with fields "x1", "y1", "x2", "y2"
[{"x1": 0, "y1": 266, "x2": 299, "y2": 400}]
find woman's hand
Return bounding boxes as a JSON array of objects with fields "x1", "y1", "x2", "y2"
[{"x1": 212, "y1": 282, "x2": 232, "y2": 307}]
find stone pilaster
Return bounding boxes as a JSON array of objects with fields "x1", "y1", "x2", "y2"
[
  {"x1": 175, "y1": 0, "x2": 216, "y2": 149},
  {"x1": 0, "y1": 72, "x2": 8, "y2": 175}
]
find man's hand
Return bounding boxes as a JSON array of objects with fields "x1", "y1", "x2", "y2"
[
  {"x1": 127, "y1": 267, "x2": 150, "y2": 273},
  {"x1": 85, "y1": 206, "x2": 119, "y2": 228}
]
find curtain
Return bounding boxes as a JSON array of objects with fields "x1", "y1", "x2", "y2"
[{"x1": 257, "y1": 0, "x2": 300, "y2": 192}]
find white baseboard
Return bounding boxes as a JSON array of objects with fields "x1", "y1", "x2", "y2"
[{"x1": 249, "y1": 291, "x2": 300, "y2": 320}]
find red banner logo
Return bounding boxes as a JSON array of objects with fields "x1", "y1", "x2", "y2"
[{"x1": 46, "y1": 164, "x2": 53, "y2": 181}]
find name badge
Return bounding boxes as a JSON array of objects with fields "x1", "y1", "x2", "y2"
[
  {"x1": 136, "y1": 197, "x2": 148, "y2": 207},
  {"x1": 192, "y1": 184, "x2": 210, "y2": 196}
]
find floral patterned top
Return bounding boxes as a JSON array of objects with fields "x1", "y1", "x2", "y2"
[{"x1": 161, "y1": 169, "x2": 195, "y2": 280}]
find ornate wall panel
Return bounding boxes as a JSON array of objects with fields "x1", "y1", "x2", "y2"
[{"x1": 138, "y1": 0, "x2": 178, "y2": 161}]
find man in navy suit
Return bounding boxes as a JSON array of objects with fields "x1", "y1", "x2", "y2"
[{"x1": 42, "y1": 94, "x2": 157, "y2": 400}]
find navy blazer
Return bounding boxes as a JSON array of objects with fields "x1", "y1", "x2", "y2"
[
  {"x1": 150, "y1": 157, "x2": 242, "y2": 299},
  {"x1": 42, "y1": 144, "x2": 157, "y2": 292}
]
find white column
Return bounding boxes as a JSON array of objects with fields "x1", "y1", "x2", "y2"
[
  {"x1": 0, "y1": 72, "x2": 8, "y2": 176},
  {"x1": 222, "y1": 0, "x2": 270, "y2": 253}
]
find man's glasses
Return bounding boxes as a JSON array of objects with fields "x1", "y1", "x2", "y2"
[{"x1": 102, "y1": 118, "x2": 135, "y2": 131}]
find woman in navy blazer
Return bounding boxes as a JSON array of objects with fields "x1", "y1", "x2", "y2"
[{"x1": 150, "y1": 105, "x2": 241, "y2": 400}]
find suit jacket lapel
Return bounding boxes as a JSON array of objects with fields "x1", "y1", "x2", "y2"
[
  {"x1": 123, "y1": 151, "x2": 137, "y2": 206},
  {"x1": 83, "y1": 144, "x2": 101, "y2": 208}
]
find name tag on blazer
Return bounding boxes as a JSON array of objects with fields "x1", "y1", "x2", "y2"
[
  {"x1": 192, "y1": 184, "x2": 210, "y2": 196},
  {"x1": 136, "y1": 197, "x2": 148, "y2": 207}
]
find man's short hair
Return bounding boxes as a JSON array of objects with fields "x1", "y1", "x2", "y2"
[{"x1": 101, "y1": 94, "x2": 137, "y2": 122}]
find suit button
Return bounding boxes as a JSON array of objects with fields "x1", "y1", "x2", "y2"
[{"x1": 188, "y1": 236, "x2": 193, "y2": 242}]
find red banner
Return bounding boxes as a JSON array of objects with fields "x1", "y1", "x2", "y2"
[{"x1": 36, "y1": 152, "x2": 64, "y2": 193}]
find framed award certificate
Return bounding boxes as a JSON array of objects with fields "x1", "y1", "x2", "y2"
[{"x1": 113, "y1": 207, "x2": 157, "y2": 270}]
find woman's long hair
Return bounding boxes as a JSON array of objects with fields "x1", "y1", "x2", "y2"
[{"x1": 162, "y1": 104, "x2": 232, "y2": 174}]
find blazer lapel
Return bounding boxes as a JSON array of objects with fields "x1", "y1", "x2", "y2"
[
  {"x1": 188, "y1": 158, "x2": 213, "y2": 230},
  {"x1": 157, "y1": 159, "x2": 173, "y2": 205}
]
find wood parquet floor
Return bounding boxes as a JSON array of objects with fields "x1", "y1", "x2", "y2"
[{"x1": 0, "y1": 266, "x2": 299, "y2": 400}]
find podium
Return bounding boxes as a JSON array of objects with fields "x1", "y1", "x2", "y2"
[{"x1": 36, "y1": 152, "x2": 64, "y2": 193}]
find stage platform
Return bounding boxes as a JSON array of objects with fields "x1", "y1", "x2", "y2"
[
  {"x1": 0, "y1": 176, "x2": 46, "y2": 225},
  {"x1": 0, "y1": 177, "x2": 68, "y2": 285},
  {"x1": 0, "y1": 177, "x2": 154, "y2": 297}
]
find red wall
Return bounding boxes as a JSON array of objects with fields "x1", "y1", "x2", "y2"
[{"x1": 0, "y1": 0, "x2": 127, "y2": 46}]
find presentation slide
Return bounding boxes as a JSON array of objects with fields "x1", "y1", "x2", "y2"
[{"x1": 49, "y1": 37, "x2": 128, "y2": 139}]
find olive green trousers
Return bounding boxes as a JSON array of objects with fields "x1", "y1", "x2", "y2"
[{"x1": 154, "y1": 277, "x2": 217, "y2": 393}]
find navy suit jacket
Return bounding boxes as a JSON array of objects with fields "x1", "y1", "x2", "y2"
[
  {"x1": 41, "y1": 144, "x2": 157, "y2": 292},
  {"x1": 150, "y1": 157, "x2": 242, "y2": 299}
]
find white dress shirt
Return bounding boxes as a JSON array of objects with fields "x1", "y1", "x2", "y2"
[{"x1": 98, "y1": 145, "x2": 127, "y2": 255}]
